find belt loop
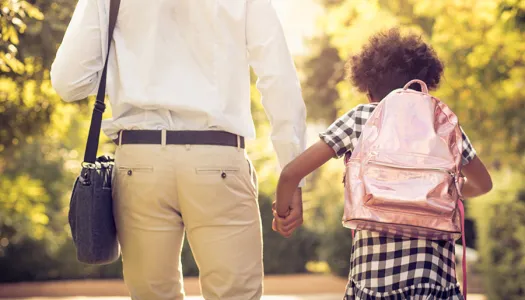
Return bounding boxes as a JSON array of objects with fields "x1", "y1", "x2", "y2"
[
  {"x1": 237, "y1": 135, "x2": 241, "y2": 151},
  {"x1": 161, "y1": 129, "x2": 167, "y2": 148},
  {"x1": 118, "y1": 131, "x2": 123, "y2": 148}
]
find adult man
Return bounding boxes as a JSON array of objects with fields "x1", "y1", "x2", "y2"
[{"x1": 51, "y1": 0, "x2": 306, "y2": 299}]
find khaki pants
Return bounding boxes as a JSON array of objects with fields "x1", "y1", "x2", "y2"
[{"x1": 112, "y1": 143, "x2": 263, "y2": 300}]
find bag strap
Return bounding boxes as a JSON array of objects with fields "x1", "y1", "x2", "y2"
[
  {"x1": 403, "y1": 79, "x2": 429, "y2": 94},
  {"x1": 83, "y1": 0, "x2": 121, "y2": 164},
  {"x1": 458, "y1": 200, "x2": 468, "y2": 300}
]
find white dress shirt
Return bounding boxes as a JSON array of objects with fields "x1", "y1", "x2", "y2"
[{"x1": 51, "y1": 0, "x2": 307, "y2": 170}]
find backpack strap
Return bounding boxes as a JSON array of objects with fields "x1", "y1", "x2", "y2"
[
  {"x1": 458, "y1": 200, "x2": 467, "y2": 300},
  {"x1": 342, "y1": 152, "x2": 351, "y2": 186},
  {"x1": 344, "y1": 151, "x2": 351, "y2": 165},
  {"x1": 403, "y1": 79, "x2": 429, "y2": 94},
  {"x1": 83, "y1": 0, "x2": 121, "y2": 164}
]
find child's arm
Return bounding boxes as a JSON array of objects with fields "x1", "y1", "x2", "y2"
[
  {"x1": 275, "y1": 140, "x2": 336, "y2": 217},
  {"x1": 461, "y1": 156, "x2": 492, "y2": 198},
  {"x1": 458, "y1": 127, "x2": 492, "y2": 198},
  {"x1": 273, "y1": 105, "x2": 362, "y2": 236}
]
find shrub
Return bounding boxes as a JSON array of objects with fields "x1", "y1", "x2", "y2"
[
  {"x1": 319, "y1": 215, "x2": 353, "y2": 277},
  {"x1": 0, "y1": 193, "x2": 319, "y2": 282},
  {"x1": 482, "y1": 200, "x2": 525, "y2": 300},
  {"x1": 258, "y1": 195, "x2": 320, "y2": 274},
  {"x1": 181, "y1": 195, "x2": 320, "y2": 276}
]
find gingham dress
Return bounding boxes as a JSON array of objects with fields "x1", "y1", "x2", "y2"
[{"x1": 319, "y1": 103, "x2": 477, "y2": 300}]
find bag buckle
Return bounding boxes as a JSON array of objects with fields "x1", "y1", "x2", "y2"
[{"x1": 81, "y1": 162, "x2": 97, "y2": 169}]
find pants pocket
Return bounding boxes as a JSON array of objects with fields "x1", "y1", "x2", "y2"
[
  {"x1": 195, "y1": 167, "x2": 240, "y2": 177},
  {"x1": 118, "y1": 166, "x2": 154, "y2": 175},
  {"x1": 247, "y1": 159, "x2": 258, "y2": 195}
]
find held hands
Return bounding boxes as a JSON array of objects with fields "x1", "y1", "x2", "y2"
[
  {"x1": 272, "y1": 188, "x2": 303, "y2": 238},
  {"x1": 270, "y1": 140, "x2": 337, "y2": 238}
]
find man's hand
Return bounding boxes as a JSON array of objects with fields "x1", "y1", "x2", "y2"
[{"x1": 272, "y1": 188, "x2": 303, "y2": 238}]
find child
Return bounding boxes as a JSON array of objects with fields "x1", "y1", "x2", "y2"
[{"x1": 272, "y1": 28, "x2": 492, "y2": 299}]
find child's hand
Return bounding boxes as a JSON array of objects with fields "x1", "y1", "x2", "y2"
[
  {"x1": 272, "y1": 188, "x2": 303, "y2": 238},
  {"x1": 271, "y1": 202, "x2": 290, "y2": 234}
]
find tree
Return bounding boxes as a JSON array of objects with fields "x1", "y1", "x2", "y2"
[
  {"x1": 0, "y1": 1, "x2": 80, "y2": 248},
  {"x1": 303, "y1": 0, "x2": 525, "y2": 166},
  {"x1": 300, "y1": 35, "x2": 344, "y2": 122}
]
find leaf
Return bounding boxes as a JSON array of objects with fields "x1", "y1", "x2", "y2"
[
  {"x1": 19, "y1": 2, "x2": 44, "y2": 20},
  {"x1": 7, "y1": 26, "x2": 19, "y2": 45}
]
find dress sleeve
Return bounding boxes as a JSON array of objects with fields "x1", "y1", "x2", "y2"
[
  {"x1": 460, "y1": 126, "x2": 477, "y2": 166},
  {"x1": 319, "y1": 104, "x2": 375, "y2": 158}
]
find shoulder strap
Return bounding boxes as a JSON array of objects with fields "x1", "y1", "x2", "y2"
[
  {"x1": 83, "y1": 0, "x2": 121, "y2": 164},
  {"x1": 458, "y1": 200, "x2": 468, "y2": 300}
]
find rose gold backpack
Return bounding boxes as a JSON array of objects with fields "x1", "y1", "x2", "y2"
[{"x1": 344, "y1": 79, "x2": 468, "y2": 298}]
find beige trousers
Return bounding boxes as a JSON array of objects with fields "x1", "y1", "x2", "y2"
[{"x1": 112, "y1": 143, "x2": 263, "y2": 300}]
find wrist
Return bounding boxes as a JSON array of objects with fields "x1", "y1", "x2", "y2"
[
  {"x1": 276, "y1": 207, "x2": 291, "y2": 218},
  {"x1": 274, "y1": 199, "x2": 290, "y2": 216},
  {"x1": 278, "y1": 211, "x2": 290, "y2": 218}
]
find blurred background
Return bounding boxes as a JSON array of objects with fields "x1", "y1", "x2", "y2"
[{"x1": 1, "y1": 0, "x2": 524, "y2": 299}]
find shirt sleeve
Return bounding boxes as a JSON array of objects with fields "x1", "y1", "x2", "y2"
[
  {"x1": 460, "y1": 126, "x2": 477, "y2": 166},
  {"x1": 50, "y1": 0, "x2": 107, "y2": 102},
  {"x1": 246, "y1": 0, "x2": 307, "y2": 181},
  {"x1": 319, "y1": 104, "x2": 373, "y2": 158}
]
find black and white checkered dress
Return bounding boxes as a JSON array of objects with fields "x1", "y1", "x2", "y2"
[{"x1": 319, "y1": 103, "x2": 477, "y2": 300}]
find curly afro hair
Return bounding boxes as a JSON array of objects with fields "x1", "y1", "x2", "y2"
[{"x1": 347, "y1": 28, "x2": 444, "y2": 101}]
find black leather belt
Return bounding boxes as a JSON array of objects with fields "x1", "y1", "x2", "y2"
[{"x1": 114, "y1": 130, "x2": 245, "y2": 149}]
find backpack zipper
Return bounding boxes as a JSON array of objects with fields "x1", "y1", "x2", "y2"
[{"x1": 367, "y1": 160, "x2": 455, "y2": 177}]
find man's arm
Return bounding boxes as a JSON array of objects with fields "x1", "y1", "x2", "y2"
[
  {"x1": 246, "y1": 0, "x2": 307, "y2": 186},
  {"x1": 50, "y1": 0, "x2": 106, "y2": 102}
]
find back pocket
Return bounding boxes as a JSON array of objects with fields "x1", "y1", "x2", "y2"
[
  {"x1": 117, "y1": 166, "x2": 154, "y2": 176},
  {"x1": 195, "y1": 167, "x2": 240, "y2": 177},
  {"x1": 362, "y1": 161, "x2": 457, "y2": 217}
]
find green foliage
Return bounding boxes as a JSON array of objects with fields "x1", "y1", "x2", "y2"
[
  {"x1": 1, "y1": 0, "x2": 77, "y2": 148},
  {"x1": 303, "y1": 0, "x2": 525, "y2": 167},
  {"x1": 317, "y1": 206, "x2": 353, "y2": 277},
  {"x1": 140, "y1": 196, "x2": 321, "y2": 278},
  {"x1": 0, "y1": 175, "x2": 49, "y2": 242},
  {"x1": 483, "y1": 199, "x2": 525, "y2": 299},
  {"x1": 0, "y1": 239, "x2": 124, "y2": 282},
  {"x1": 301, "y1": 158, "x2": 354, "y2": 276},
  {"x1": 300, "y1": 35, "x2": 344, "y2": 122},
  {"x1": 259, "y1": 196, "x2": 320, "y2": 274},
  {"x1": 0, "y1": 0, "x2": 43, "y2": 74},
  {"x1": 0, "y1": 195, "x2": 319, "y2": 282},
  {"x1": 0, "y1": 0, "x2": 108, "y2": 266},
  {"x1": 1, "y1": 0, "x2": 79, "y2": 253},
  {"x1": 0, "y1": 110, "x2": 87, "y2": 248},
  {"x1": 468, "y1": 170, "x2": 525, "y2": 299}
]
